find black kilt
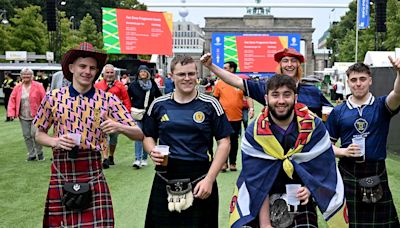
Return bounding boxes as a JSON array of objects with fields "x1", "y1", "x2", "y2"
[
  {"x1": 145, "y1": 158, "x2": 219, "y2": 228},
  {"x1": 339, "y1": 159, "x2": 400, "y2": 228}
]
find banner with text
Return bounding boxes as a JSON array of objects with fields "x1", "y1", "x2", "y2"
[
  {"x1": 211, "y1": 33, "x2": 301, "y2": 76},
  {"x1": 358, "y1": 0, "x2": 370, "y2": 29},
  {"x1": 102, "y1": 8, "x2": 173, "y2": 55}
]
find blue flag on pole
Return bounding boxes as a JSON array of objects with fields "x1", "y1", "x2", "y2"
[{"x1": 358, "y1": 0, "x2": 370, "y2": 29}]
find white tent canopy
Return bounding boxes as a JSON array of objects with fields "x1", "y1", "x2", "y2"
[{"x1": 364, "y1": 51, "x2": 395, "y2": 67}]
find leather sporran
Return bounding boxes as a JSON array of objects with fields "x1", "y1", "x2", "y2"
[
  {"x1": 166, "y1": 178, "x2": 194, "y2": 213},
  {"x1": 269, "y1": 195, "x2": 294, "y2": 228},
  {"x1": 62, "y1": 182, "x2": 92, "y2": 210},
  {"x1": 358, "y1": 175, "x2": 383, "y2": 203},
  {"x1": 130, "y1": 107, "x2": 146, "y2": 121}
]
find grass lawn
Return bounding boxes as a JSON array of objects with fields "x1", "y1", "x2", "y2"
[{"x1": 0, "y1": 103, "x2": 399, "y2": 227}]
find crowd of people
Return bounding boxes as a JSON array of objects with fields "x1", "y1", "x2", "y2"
[{"x1": 2, "y1": 41, "x2": 400, "y2": 227}]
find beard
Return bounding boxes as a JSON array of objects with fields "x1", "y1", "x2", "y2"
[{"x1": 268, "y1": 103, "x2": 295, "y2": 121}]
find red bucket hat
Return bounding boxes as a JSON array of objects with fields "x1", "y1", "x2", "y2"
[
  {"x1": 274, "y1": 48, "x2": 305, "y2": 63},
  {"x1": 61, "y1": 42, "x2": 108, "y2": 82}
]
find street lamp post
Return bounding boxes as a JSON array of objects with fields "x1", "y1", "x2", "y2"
[
  {"x1": 54, "y1": 0, "x2": 67, "y2": 62},
  {"x1": 0, "y1": 9, "x2": 9, "y2": 25},
  {"x1": 69, "y1": 16, "x2": 74, "y2": 30}
]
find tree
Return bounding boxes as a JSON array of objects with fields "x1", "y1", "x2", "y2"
[
  {"x1": 384, "y1": 0, "x2": 400, "y2": 50},
  {"x1": 0, "y1": 0, "x2": 45, "y2": 20},
  {"x1": 9, "y1": 5, "x2": 48, "y2": 53},
  {"x1": 118, "y1": 0, "x2": 147, "y2": 10},
  {"x1": 78, "y1": 13, "x2": 103, "y2": 49},
  {"x1": 0, "y1": 25, "x2": 12, "y2": 54},
  {"x1": 326, "y1": 1, "x2": 357, "y2": 62},
  {"x1": 57, "y1": 0, "x2": 118, "y2": 32},
  {"x1": 326, "y1": 0, "x2": 391, "y2": 62},
  {"x1": 58, "y1": 11, "x2": 80, "y2": 57}
]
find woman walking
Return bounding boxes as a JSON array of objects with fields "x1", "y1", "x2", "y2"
[
  {"x1": 8, "y1": 68, "x2": 46, "y2": 161},
  {"x1": 128, "y1": 65, "x2": 162, "y2": 168}
]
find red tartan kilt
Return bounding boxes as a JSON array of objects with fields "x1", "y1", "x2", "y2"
[{"x1": 43, "y1": 150, "x2": 114, "y2": 228}]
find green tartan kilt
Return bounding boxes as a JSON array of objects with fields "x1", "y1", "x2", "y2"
[{"x1": 338, "y1": 159, "x2": 399, "y2": 228}]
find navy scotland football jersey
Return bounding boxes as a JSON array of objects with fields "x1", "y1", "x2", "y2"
[
  {"x1": 326, "y1": 95, "x2": 400, "y2": 161},
  {"x1": 244, "y1": 79, "x2": 332, "y2": 117},
  {"x1": 143, "y1": 92, "x2": 232, "y2": 161}
]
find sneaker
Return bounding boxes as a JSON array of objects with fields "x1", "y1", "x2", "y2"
[
  {"x1": 221, "y1": 163, "x2": 228, "y2": 172},
  {"x1": 230, "y1": 164, "x2": 237, "y2": 171},
  {"x1": 132, "y1": 160, "x2": 141, "y2": 169},
  {"x1": 103, "y1": 158, "x2": 110, "y2": 169},
  {"x1": 141, "y1": 160, "x2": 148, "y2": 166},
  {"x1": 38, "y1": 154, "x2": 45, "y2": 161},
  {"x1": 27, "y1": 156, "x2": 36, "y2": 161},
  {"x1": 109, "y1": 156, "x2": 115, "y2": 165}
]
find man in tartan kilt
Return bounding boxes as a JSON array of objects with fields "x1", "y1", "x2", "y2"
[
  {"x1": 33, "y1": 42, "x2": 143, "y2": 227},
  {"x1": 326, "y1": 60, "x2": 400, "y2": 227}
]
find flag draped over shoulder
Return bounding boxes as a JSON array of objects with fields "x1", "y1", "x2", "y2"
[{"x1": 229, "y1": 103, "x2": 348, "y2": 228}]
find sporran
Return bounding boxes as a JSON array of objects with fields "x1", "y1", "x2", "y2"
[
  {"x1": 62, "y1": 182, "x2": 92, "y2": 210},
  {"x1": 358, "y1": 175, "x2": 383, "y2": 203},
  {"x1": 166, "y1": 178, "x2": 194, "y2": 213}
]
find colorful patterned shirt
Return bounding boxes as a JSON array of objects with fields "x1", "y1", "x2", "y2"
[{"x1": 33, "y1": 85, "x2": 135, "y2": 152}]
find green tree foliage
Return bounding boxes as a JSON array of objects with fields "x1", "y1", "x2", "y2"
[
  {"x1": 9, "y1": 5, "x2": 48, "y2": 53},
  {"x1": 3, "y1": 0, "x2": 146, "y2": 33},
  {"x1": 326, "y1": 1, "x2": 357, "y2": 62},
  {"x1": 58, "y1": 11, "x2": 80, "y2": 57},
  {"x1": 0, "y1": 25, "x2": 11, "y2": 54},
  {"x1": 384, "y1": 0, "x2": 400, "y2": 50},
  {"x1": 118, "y1": 0, "x2": 147, "y2": 10},
  {"x1": 78, "y1": 13, "x2": 103, "y2": 49},
  {"x1": 327, "y1": 0, "x2": 400, "y2": 62},
  {"x1": 58, "y1": 0, "x2": 118, "y2": 32},
  {"x1": 0, "y1": 0, "x2": 45, "y2": 19}
]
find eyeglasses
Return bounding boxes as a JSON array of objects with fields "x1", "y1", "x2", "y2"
[{"x1": 174, "y1": 72, "x2": 197, "y2": 78}]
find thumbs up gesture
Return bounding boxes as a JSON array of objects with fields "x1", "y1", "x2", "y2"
[{"x1": 388, "y1": 56, "x2": 400, "y2": 71}]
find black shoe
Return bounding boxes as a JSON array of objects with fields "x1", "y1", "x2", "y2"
[
  {"x1": 27, "y1": 156, "x2": 36, "y2": 161},
  {"x1": 109, "y1": 156, "x2": 115, "y2": 165},
  {"x1": 103, "y1": 158, "x2": 110, "y2": 169},
  {"x1": 38, "y1": 154, "x2": 45, "y2": 161},
  {"x1": 221, "y1": 163, "x2": 228, "y2": 172}
]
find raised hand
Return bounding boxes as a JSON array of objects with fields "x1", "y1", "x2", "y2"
[
  {"x1": 388, "y1": 56, "x2": 400, "y2": 71},
  {"x1": 200, "y1": 53, "x2": 213, "y2": 67}
]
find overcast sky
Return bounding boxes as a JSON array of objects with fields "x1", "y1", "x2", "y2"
[{"x1": 141, "y1": 0, "x2": 353, "y2": 50}]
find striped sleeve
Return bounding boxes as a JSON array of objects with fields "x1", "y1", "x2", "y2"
[{"x1": 198, "y1": 93, "x2": 224, "y2": 116}]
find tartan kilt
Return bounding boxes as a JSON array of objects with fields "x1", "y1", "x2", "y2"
[
  {"x1": 145, "y1": 158, "x2": 219, "y2": 228},
  {"x1": 43, "y1": 149, "x2": 114, "y2": 228},
  {"x1": 339, "y1": 159, "x2": 399, "y2": 228}
]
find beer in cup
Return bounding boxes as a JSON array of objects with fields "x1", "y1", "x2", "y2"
[
  {"x1": 155, "y1": 145, "x2": 170, "y2": 166},
  {"x1": 322, "y1": 106, "x2": 333, "y2": 122}
]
